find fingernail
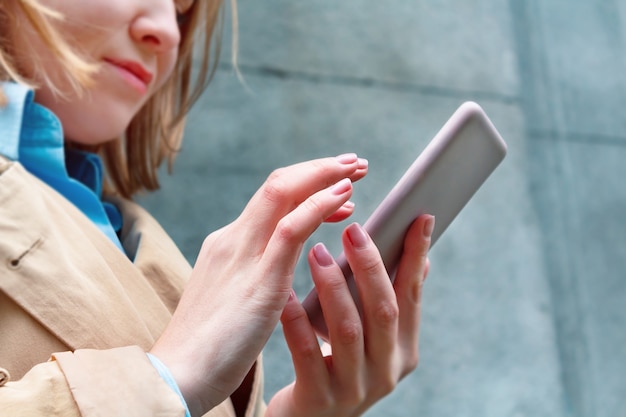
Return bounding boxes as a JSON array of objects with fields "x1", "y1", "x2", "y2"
[
  {"x1": 347, "y1": 223, "x2": 369, "y2": 248},
  {"x1": 336, "y1": 153, "x2": 357, "y2": 164},
  {"x1": 424, "y1": 215, "x2": 435, "y2": 238},
  {"x1": 288, "y1": 289, "x2": 298, "y2": 302},
  {"x1": 331, "y1": 178, "x2": 352, "y2": 195},
  {"x1": 342, "y1": 200, "x2": 355, "y2": 210},
  {"x1": 313, "y1": 243, "x2": 335, "y2": 267},
  {"x1": 357, "y1": 158, "x2": 369, "y2": 169}
]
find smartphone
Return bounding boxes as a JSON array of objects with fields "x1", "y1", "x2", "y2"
[{"x1": 301, "y1": 101, "x2": 508, "y2": 340}]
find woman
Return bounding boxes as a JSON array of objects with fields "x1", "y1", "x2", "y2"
[{"x1": 0, "y1": 1, "x2": 434, "y2": 416}]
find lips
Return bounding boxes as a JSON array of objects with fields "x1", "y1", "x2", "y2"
[{"x1": 104, "y1": 58, "x2": 154, "y2": 90}]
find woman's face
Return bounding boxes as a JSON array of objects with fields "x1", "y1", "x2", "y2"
[{"x1": 13, "y1": 0, "x2": 190, "y2": 145}]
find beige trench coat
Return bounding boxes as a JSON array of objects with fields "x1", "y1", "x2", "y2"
[{"x1": 0, "y1": 156, "x2": 266, "y2": 417}]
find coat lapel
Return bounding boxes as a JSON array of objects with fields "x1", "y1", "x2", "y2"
[{"x1": 0, "y1": 160, "x2": 181, "y2": 351}]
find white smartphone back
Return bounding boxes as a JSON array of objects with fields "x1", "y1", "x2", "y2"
[{"x1": 302, "y1": 102, "x2": 508, "y2": 340}]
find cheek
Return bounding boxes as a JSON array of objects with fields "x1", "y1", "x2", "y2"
[{"x1": 156, "y1": 50, "x2": 180, "y2": 89}]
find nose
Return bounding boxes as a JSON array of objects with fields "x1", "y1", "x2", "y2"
[{"x1": 130, "y1": 2, "x2": 181, "y2": 53}]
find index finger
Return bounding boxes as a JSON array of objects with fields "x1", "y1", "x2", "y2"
[
  {"x1": 239, "y1": 154, "x2": 367, "y2": 251},
  {"x1": 393, "y1": 214, "x2": 434, "y2": 370}
]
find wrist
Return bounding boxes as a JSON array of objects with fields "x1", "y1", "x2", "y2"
[
  {"x1": 146, "y1": 353, "x2": 191, "y2": 417},
  {"x1": 149, "y1": 342, "x2": 223, "y2": 417}
]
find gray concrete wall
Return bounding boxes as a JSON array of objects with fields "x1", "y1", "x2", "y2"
[{"x1": 139, "y1": 1, "x2": 626, "y2": 415}]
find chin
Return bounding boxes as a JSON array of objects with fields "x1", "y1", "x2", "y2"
[
  {"x1": 60, "y1": 105, "x2": 135, "y2": 146},
  {"x1": 48, "y1": 91, "x2": 141, "y2": 147},
  {"x1": 63, "y1": 121, "x2": 129, "y2": 147}
]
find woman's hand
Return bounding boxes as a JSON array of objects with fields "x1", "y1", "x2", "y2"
[
  {"x1": 150, "y1": 154, "x2": 367, "y2": 417},
  {"x1": 267, "y1": 214, "x2": 434, "y2": 417}
]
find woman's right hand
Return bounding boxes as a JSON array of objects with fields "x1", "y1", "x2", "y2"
[{"x1": 150, "y1": 154, "x2": 368, "y2": 417}]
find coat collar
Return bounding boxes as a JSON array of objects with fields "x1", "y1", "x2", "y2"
[{"x1": 0, "y1": 81, "x2": 125, "y2": 252}]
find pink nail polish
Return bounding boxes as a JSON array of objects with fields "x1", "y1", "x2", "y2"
[
  {"x1": 336, "y1": 153, "x2": 357, "y2": 164},
  {"x1": 347, "y1": 223, "x2": 369, "y2": 248},
  {"x1": 342, "y1": 200, "x2": 355, "y2": 210},
  {"x1": 423, "y1": 215, "x2": 435, "y2": 238},
  {"x1": 331, "y1": 178, "x2": 352, "y2": 195},
  {"x1": 313, "y1": 243, "x2": 335, "y2": 267}
]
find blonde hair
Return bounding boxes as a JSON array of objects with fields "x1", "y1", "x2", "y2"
[
  {"x1": 0, "y1": 0, "x2": 232, "y2": 198},
  {"x1": 0, "y1": 1, "x2": 98, "y2": 104}
]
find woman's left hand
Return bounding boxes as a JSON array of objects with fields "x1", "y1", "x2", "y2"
[{"x1": 267, "y1": 214, "x2": 434, "y2": 417}]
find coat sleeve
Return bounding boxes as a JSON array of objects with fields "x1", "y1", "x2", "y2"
[
  {"x1": 0, "y1": 360, "x2": 81, "y2": 417},
  {"x1": 0, "y1": 346, "x2": 186, "y2": 417}
]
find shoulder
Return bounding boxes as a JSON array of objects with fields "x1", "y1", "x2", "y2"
[
  {"x1": 108, "y1": 195, "x2": 188, "y2": 266},
  {"x1": 107, "y1": 195, "x2": 193, "y2": 312}
]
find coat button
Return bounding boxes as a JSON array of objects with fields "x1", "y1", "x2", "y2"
[{"x1": 0, "y1": 368, "x2": 10, "y2": 386}]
